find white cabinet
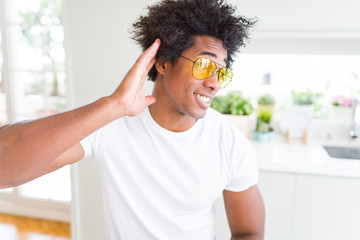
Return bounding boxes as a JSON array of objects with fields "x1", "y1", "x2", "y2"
[
  {"x1": 215, "y1": 171, "x2": 296, "y2": 240},
  {"x1": 293, "y1": 175, "x2": 360, "y2": 240},
  {"x1": 258, "y1": 172, "x2": 296, "y2": 240},
  {"x1": 259, "y1": 171, "x2": 360, "y2": 240},
  {"x1": 233, "y1": 0, "x2": 360, "y2": 37}
]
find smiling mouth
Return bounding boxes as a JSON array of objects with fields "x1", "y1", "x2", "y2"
[{"x1": 195, "y1": 93, "x2": 211, "y2": 103}]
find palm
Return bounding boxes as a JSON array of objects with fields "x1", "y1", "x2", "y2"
[{"x1": 110, "y1": 40, "x2": 160, "y2": 117}]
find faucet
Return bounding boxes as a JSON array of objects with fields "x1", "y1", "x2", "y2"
[{"x1": 349, "y1": 98, "x2": 358, "y2": 139}]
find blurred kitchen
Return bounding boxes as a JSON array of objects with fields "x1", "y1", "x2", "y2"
[{"x1": 0, "y1": 0, "x2": 359, "y2": 239}]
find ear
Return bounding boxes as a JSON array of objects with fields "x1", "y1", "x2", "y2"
[{"x1": 155, "y1": 59, "x2": 167, "y2": 75}]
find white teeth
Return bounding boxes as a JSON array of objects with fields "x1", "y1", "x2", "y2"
[{"x1": 195, "y1": 93, "x2": 210, "y2": 103}]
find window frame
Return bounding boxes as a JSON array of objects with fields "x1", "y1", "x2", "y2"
[
  {"x1": 0, "y1": 0, "x2": 14, "y2": 123},
  {"x1": 0, "y1": 0, "x2": 71, "y2": 222}
]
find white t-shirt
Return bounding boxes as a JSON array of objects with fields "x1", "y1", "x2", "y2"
[{"x1": 81, "y1": 107, "x2": 258, "y2": 240}]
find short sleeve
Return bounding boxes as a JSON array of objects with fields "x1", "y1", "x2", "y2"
[
  {"x1": 78, "y1": 120, "x2": 117, "y2": 163},
  {"x1": 224, "y1": 135, "x2": 259, "y2": 192},
  {"x1": 80, "y1": 136, "x2": 92, "y2": 158}
]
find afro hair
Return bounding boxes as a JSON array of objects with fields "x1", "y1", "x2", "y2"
[{"x1": 131, "y1": 0, "x2": 257, "y2": 81}]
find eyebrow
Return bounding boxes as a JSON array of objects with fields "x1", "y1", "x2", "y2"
[{"x1": 198, "y1": 51, "x2": 227, "y2": 67}]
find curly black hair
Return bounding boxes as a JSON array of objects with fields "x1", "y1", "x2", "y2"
[{"x1": 131, "y1": 0, "x2": 257, "y2": 81}]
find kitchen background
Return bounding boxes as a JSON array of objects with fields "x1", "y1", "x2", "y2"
[{"x1": 0, "y1": 0, "x2": 360, "y2": 239}]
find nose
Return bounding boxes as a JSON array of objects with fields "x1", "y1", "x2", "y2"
[{"x1": 203, "y1": 71, "x2": 221, "y2": 92}]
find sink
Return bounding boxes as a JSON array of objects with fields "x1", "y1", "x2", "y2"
[{"x1": 323, "y1": 145, "x2": 360, "y2": 160}]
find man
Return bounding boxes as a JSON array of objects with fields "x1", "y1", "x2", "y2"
[{"x1": 0, "y1": 0, "x2": 265, "y2": 239}]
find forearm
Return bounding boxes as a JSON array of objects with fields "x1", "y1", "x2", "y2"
[
  {"x1": 0, "y1": 39, "x2": 160, "y2": 188},
  {"x1": 0, "y1": 96, "x2": 120, "y2": 187},
  {"x1": 231, "y1": 233, "x2": 264, "y2": 240}
]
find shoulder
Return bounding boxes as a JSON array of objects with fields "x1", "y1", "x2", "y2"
[
  {"x1": 86, "y1": 112, "x2": 140, "y2": 143},
  {"x1": 203, "y1": 108, "x2": 230, "y2": 127},
  {"x1": 203, "y1": 108, "x2": 248, "y2": 141},
  {"x1": 99, "y1": 110, "x2": 148, "y2": 134}
]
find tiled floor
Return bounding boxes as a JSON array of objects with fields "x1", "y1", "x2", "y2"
[{"x1": 0, "y1": 213, "x2": 70, "y2": 240}]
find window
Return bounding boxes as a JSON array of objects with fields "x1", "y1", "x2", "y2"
[
  {"x1": 0, "y1": 11, "x2": 7, "y2": 125},
  {"x1": 0, "y1": 0, "x2": 70, "y2": 218}
]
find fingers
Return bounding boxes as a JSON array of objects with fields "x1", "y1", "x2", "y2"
[
  {"x1": 145, "y1": 95, "x2": 156, "y2": 107},
  {"x1": 145, "y1": 38, "x2": 161, "y2": 59},
  {"x1": 136, "y1": 39, "x2": 161, "y2": 74},
  {"x1": 124, "y1": 39, "x2": 160, "y2": 87}
]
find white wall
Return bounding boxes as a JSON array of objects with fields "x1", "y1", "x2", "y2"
[
  {"x1": 64, "y1": 0, "x2": 157, "y2": 239},
  {"x1": 66, "y1": 0, "x2": 157, "y2": 107},
  {"x1": 64, "y1": 0, "x2": 360, "y2": 239}
]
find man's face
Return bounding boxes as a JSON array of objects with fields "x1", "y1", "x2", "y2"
[{"x1": 158, "y1": 35, "x2": 227, "y2": 120}]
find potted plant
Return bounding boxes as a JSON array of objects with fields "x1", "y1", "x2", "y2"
[
  {"x1": 292, "y1": 90, "x2": 317, "y2": 106},
  {"x1": 257, "y1": 94, "x2": 275, "y2": 114},
  {"x1": 291, "y1": 90, "x2": 321, "y2": 118},
  {"x1": 332, "y1": 95, "x2": 353, "y2": 107},
  {"x1": 211, "y1": 91, "x2": 254, "y2": 138},
  {"x1": 331, "y1": 95, "x2": 353, "y2": 123},
  {"x1": 210, "y1": 95, "x2": 229, "y2": 115},
  {"x1": 252, "y1": 109, "x2": 275, "y2": 142},
  {"x1": 226, "y1": 91, "x2": 253, "y2": 116}
]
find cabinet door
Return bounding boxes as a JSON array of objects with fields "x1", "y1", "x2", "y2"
[
  {"x1": 293, "y1": 175, "x2": 360, "y2": 240},
  {"x1": 214, "y1": 194, "x2": 231, "y2": 239},
  {"x1": 258, "y1": 171, "x2": 296, "y2": 240},
  {"x1": 234, "y1": 0, "x2": 360, "y2": 32},
  {"x1": 215, "y1": 171, "x2": 296, "y2": 240}
]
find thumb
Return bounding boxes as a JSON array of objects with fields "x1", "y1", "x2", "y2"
[{"x1": 144, "y1": 95, "x2": 156, "y2": 107}]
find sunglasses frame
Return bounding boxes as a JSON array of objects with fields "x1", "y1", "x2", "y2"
[{"x1": 179, "y1": 55, "x2": 232, "y2": 89}]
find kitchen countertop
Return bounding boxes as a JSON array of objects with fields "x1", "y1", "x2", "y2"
[{"x1": 250, "y1": 136, "x2": 360, "y2": 178}]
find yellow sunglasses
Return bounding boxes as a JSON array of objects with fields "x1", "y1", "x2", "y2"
[{"x1": 179, "y1": 55, "x2": 233, "y2": 89}]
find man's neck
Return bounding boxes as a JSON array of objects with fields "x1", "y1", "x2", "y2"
[{"x1": 148, "y1": 102, "x2": 197, "y2": 132}]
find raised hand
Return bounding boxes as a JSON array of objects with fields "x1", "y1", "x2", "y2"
[
  {"x1": 109, "y1": 39, "x2": 160, "y2": 117},
  {"x1": 0, "y1": 39, "x2": 161, "y2": 188}
]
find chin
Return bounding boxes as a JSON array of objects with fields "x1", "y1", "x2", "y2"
[{"x1": 190, "y1": 109, "x2": 208, "y2": 120}]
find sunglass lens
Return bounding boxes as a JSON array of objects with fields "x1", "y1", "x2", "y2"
[
  {"x1": 218, "y1": 68, "x2": 233, "y2": 88},
  {"x1": 192, "y1": 58, "x2": 216, "y2": 80}
]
